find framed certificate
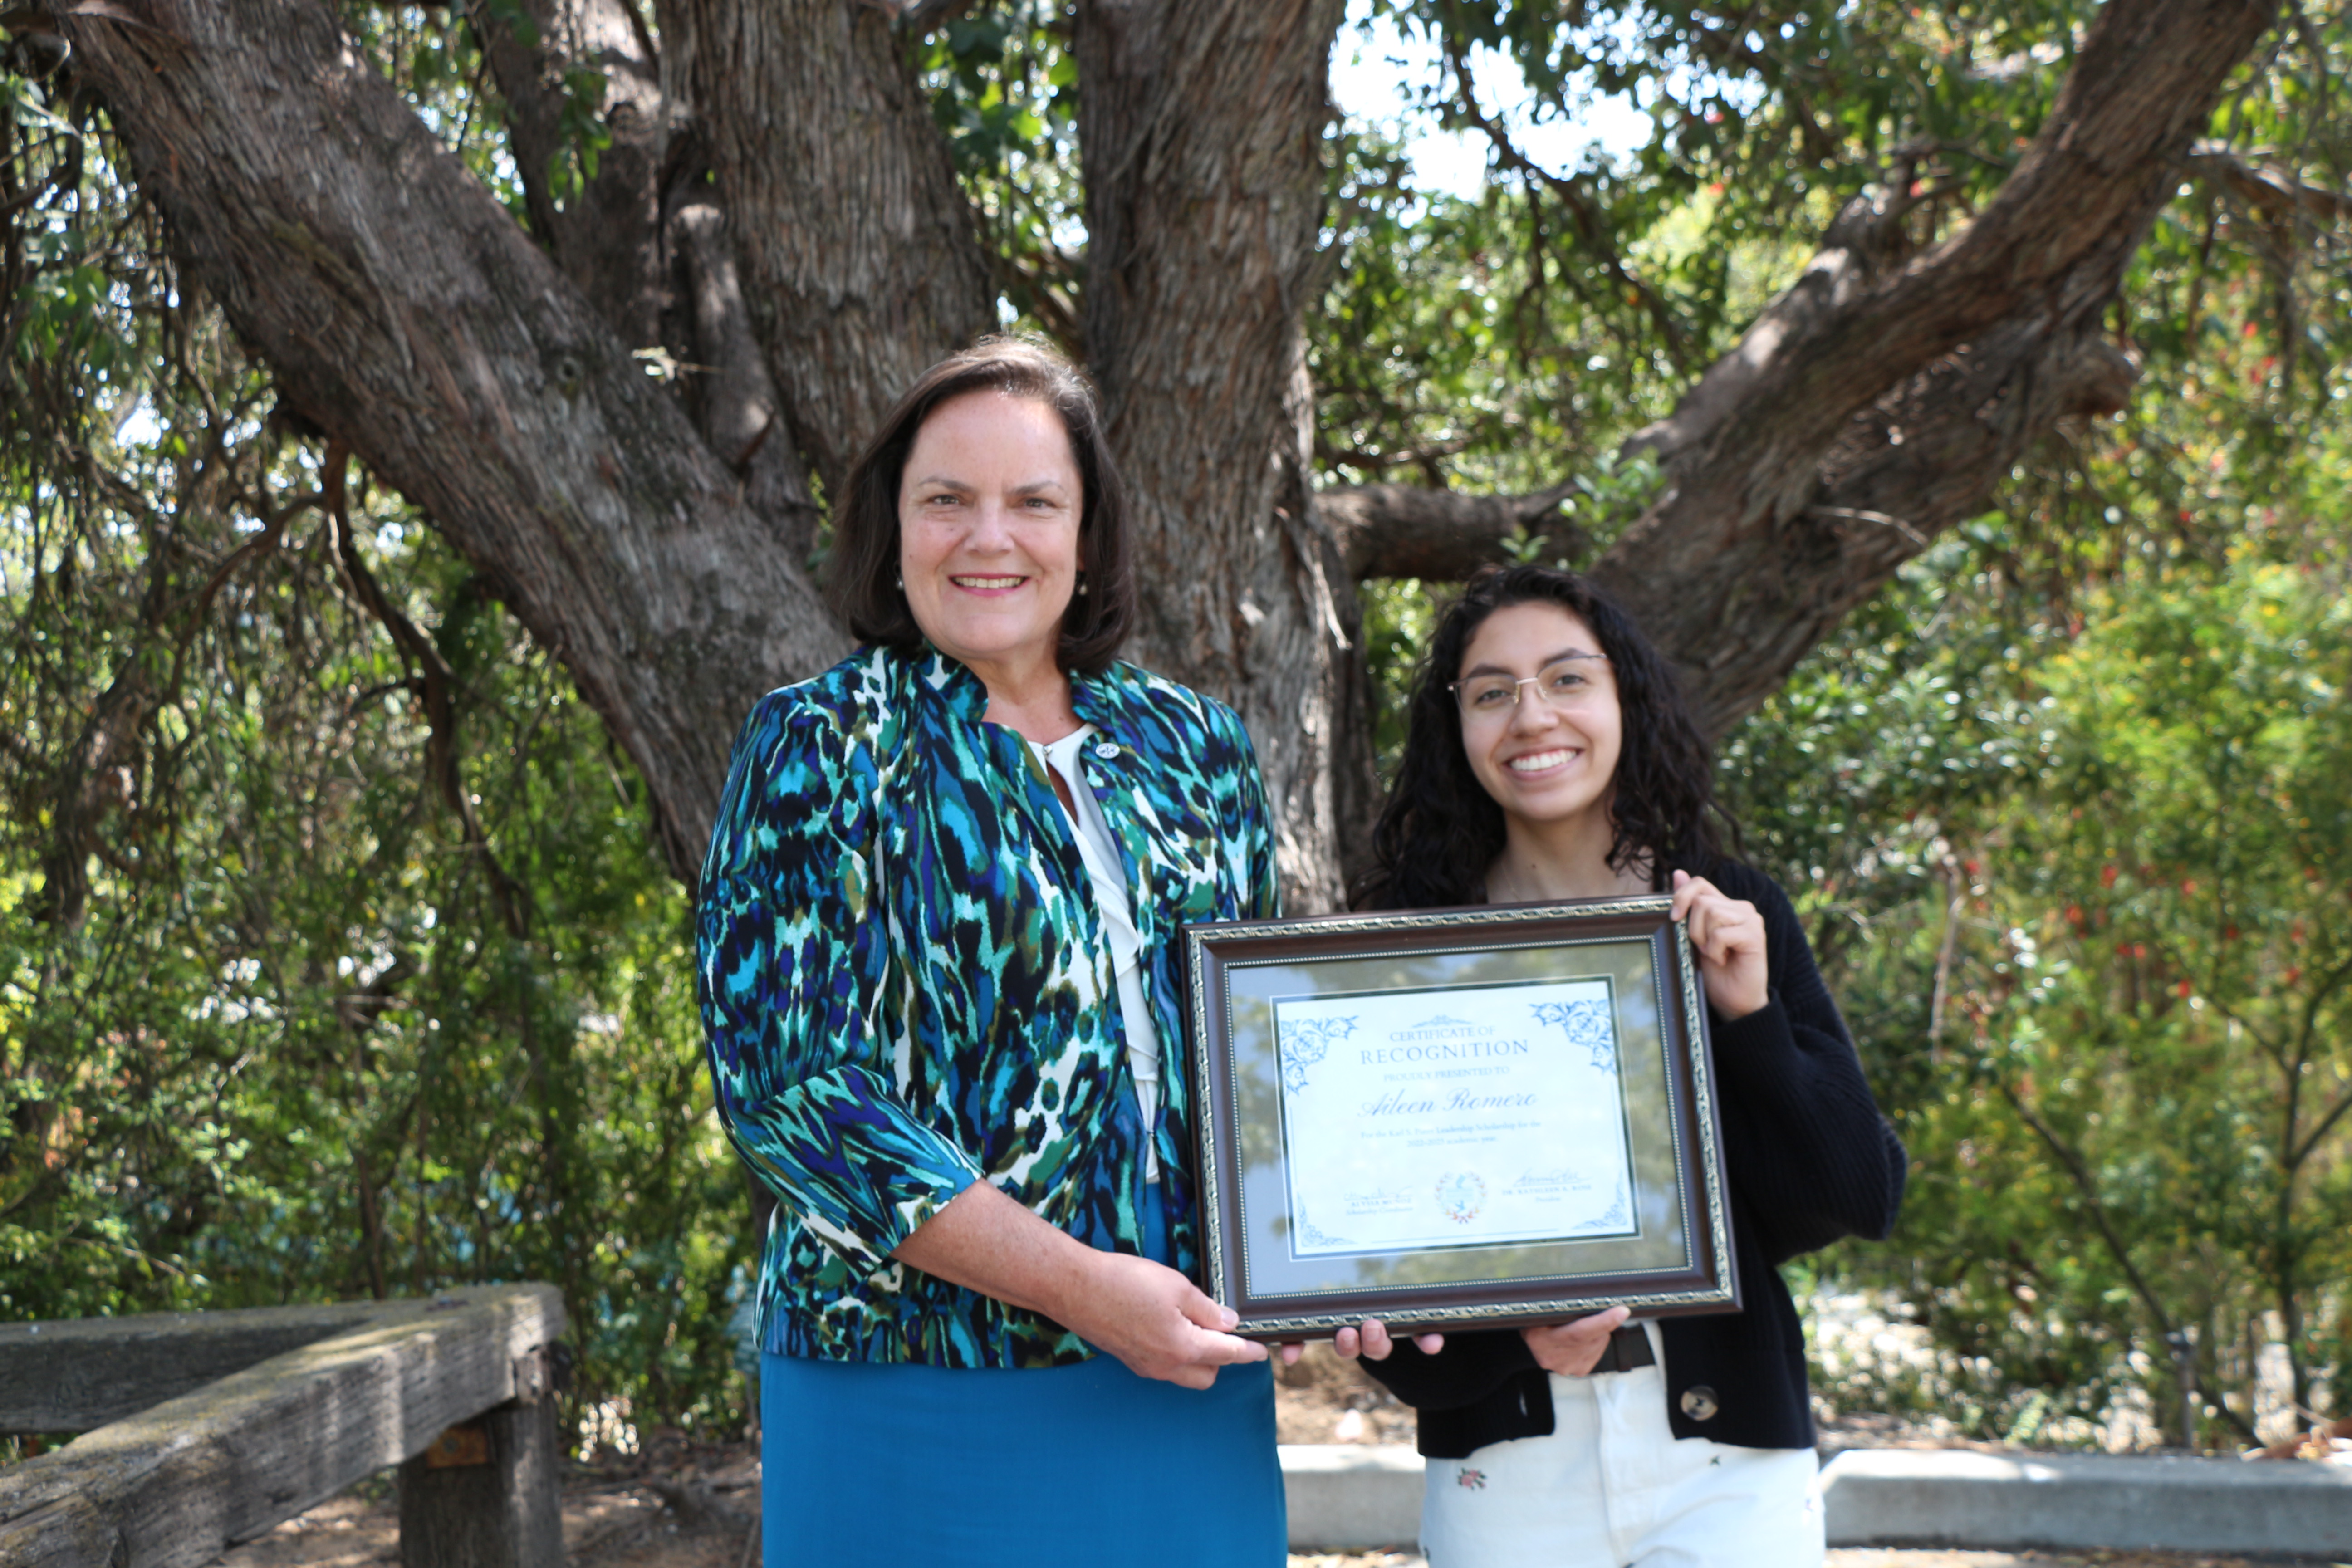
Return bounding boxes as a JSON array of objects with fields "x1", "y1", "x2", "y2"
[{"x1": 1181, "y1": 896, "x2": 1739, "y2": 1338}]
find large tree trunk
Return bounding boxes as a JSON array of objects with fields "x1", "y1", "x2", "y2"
[
  {"x1": 662, "y1": 0, "x2": 995, "y2": 502},
  {"x1": 1075, "y1": 0, "x2": 1366, "y2": 910},
  {"x1": 63, "y1": 0, "x2": 846, "y2": 880}
]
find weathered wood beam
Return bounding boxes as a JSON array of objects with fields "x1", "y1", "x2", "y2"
[
  {"x1": 0, "y1": 1285, "x2": 566, "y2": 1568},
  {"x1": 0, "y1": 1302, "x2": 375, "y2": 1434},
  {"x1": 397, "y1": 1345, "x2": 566, "y2": 1568}
]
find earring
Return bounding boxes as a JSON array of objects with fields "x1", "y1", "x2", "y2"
[
  {"x1": 1077, "y1": 573, "x2": 1088, "y2": 598},
  {"x1": 894, "y1": 574, "x2": 903, "y2": 590}
]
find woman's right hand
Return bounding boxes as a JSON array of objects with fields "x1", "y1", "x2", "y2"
[
  {"x1": 1518, "y1": 1305, "x2": 1632, "y2": 1375},
  {"x1": 892, "y1": 1181, "x2": 1265, "y2": 1390},
  {"x1": 1056, "y1": 1251, "x2": 1269, "y2": 1390}
]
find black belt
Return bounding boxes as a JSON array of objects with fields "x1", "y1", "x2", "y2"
[{"x1": 1590, "y1": 1323, "x2": 1655, "y2": 1374}]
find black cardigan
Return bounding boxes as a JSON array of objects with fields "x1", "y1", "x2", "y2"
[{"x1": 1357, "y1": 859, "x2": 1907, "y2": 1457}]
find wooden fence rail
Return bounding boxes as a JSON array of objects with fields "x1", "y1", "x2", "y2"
[{"x1": 0, "y1": 1284, "x2": 568, "y2": 1568}]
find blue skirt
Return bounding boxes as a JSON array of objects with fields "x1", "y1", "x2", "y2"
[{"x1": 758, "y1": 1208, "x2": 1285, "y2": 1567}]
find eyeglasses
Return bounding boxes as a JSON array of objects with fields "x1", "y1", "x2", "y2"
[{"x1": 1449, "y1": 653, "x2": 1612, "y2": 719}]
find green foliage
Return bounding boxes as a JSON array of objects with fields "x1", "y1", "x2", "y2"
[
  {"x1": 911, "y1": 0, "x2": 1085, "y2": 347},
  {"x1": 1360, "y1": 578, "x2": 1437, "y2": 780},
  {"x1": 1314, "y1": 142, "x2": 1669, "y2": 496},
  {"x1": 1903, "y1": 556, "x2": 2352, "y2": 1441},
  {"x1": 546, "y1": 65, "x2": 617, "y2": 207},
  {"x1": 1719, "y1": 448, "x2": 2352, "y2": 1445},
  {"x1": 1, "y1": 92, "x2": 750, "y2": 1446}
]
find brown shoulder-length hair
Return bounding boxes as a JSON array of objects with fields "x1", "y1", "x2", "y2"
[{"x1": 827, "y1": 337, "x2": 1136, "y2": 675}]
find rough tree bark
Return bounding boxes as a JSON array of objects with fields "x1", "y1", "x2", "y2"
[
  {"x1": 62, "y1": 0, "x2": 845, "y2": 880},
  {"x1": 666, "y1": 192, "x2": 822, "y2": 562},
  {"x1": 663, "y1": 0, "x2": 994, "y2": 501},
  {"x1": 474, "y1": 0, "x2": 823, "y2": 557},
  {"x1": 477, "y1": 0, "x2": 669, "y2": 351},
  {"x1": 1075, "y1": 0, "x2": 1364, "y2": 907}
]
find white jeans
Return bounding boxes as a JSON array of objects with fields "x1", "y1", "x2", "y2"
[{"x1": 1417, "y1": 1333, "x2": 1823, "y2": 1568}]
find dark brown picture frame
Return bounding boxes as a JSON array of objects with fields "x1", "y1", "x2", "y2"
[{"x1": 1181, "y1": 896, "x2": 1740, "y2": 1339}]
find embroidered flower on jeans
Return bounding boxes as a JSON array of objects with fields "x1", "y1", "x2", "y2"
[{"x1": 1456, "y1": 1467, "x2": 1488, "y2": 1490}]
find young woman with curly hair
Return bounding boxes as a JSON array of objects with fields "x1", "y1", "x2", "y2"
[{"x1": 1339, "y1": 564, "x2": 1906, "y2": 1568}]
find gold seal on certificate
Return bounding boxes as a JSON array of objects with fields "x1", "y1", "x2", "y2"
[{"x1": 1182, "y1": 897, "x2": 1740, "y2": 1338}]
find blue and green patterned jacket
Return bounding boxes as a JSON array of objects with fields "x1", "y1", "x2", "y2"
[{"x1": 696, "y1": 645, "x2": 1279, "y2": 1368}]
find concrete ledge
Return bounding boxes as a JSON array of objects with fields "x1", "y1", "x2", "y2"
[
  {"x1": 1280, "y1": 1444, "x2": 1424, "y2": 1551},
  {"x1": 1282, "y1": 1442, "x2": 2352, "y2": 1556},
  {"x1": 1818, "y1": 1447, "x2": 2352, "y2": 1557}
]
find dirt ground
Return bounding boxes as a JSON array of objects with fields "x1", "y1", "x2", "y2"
[
  {"x1": 219, "y1": 1476, "x2": 2328, "y2": 1568},
  {"x1": 211, "y1": 1363, "x2": 2339, "y2": 1568},
  {"x1": 216, "y1": 1440, "x2": 765, "y2": 1568}
]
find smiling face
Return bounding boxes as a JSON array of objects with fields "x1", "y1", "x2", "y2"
[
  {"x1": 1455, "y1": 600, "x2": 1624, "y2": 841},
  {"x1": 897, "y1": 390, "x2": 1083, "y2": 685}
]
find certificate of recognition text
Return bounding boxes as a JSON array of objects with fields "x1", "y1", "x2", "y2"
[{"x1": 1272, "y1": 978, "x2": 1640, "y2": 1258}]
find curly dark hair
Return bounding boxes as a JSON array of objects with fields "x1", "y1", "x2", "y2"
[
  {"x1": 1349, "y1": 564, "x2": 1731, "y2": 911},
  {"x1": 828, "y1": 336, "x2": 1135, "y2": 674}
]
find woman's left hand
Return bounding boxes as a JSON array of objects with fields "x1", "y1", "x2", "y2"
[
  {"x1": 1519, "y1": 1305, "x2": 1631, "y2": 1375},
  {"x1": 1670, "y1": 870, "x2": 1768, "y2": 1019}
]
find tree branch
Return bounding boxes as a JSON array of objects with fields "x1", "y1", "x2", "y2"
[
  {"x1": 29, "y1": 657, "x2": 150, "y2": 930},
  {"x1": 1590, "y1": 0, "x2": 2280, "y2": 737},
  {"x1": 1996, "y1": 1077, "x2": 2181, "y2": 1343},
  {"x1": 324, "y1": 446, "x2": 533, "y2": 939},
  {"x1": 1437, "y1": 28, "x2": 1690, "y2": 373},
  {"x1": 666, "y1": 168, "x2": 823, "y2": 563},
  {"x1": 180, "y1": 487, "x2": 314, "y2": 627},
  {"x1": 1315, "y1": 480, "x2": 1587, "y2": 580},
  {"x1": 66, "y1": 0, "x2": 846, "y2": 880},
  {"x1": 2285, "y1": 954, "x2": 2352, "y2": 1170},
  {"x1": 2205, "y1": 989, "x2": 2289, "y2": 1067},
  {"x1": 2182, "y1": 142, "x2": 2352, "y2": 223},
  {"x1": 988, "y1": 237, "x2": 1085, "y2": 363}
]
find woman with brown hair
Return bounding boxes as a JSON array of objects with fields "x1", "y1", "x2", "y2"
[{"x1": 697, "y1": 340, "x2": 1286, "y2": 1564}]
